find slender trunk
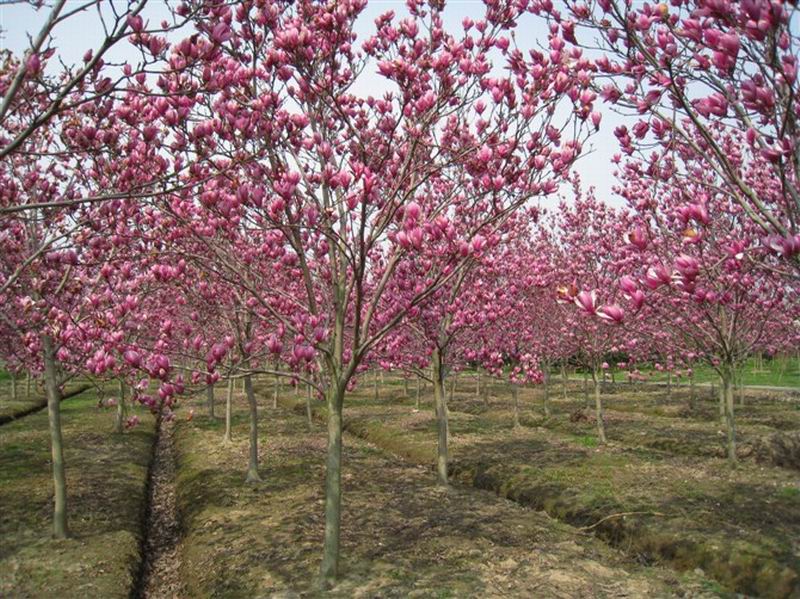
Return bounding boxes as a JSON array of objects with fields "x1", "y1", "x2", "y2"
[
  {"x1": 415, "y1": 376, "x2": 421, "y2": 410},
  {"x1": 511, "y1": 383, "x2": 520, "y2": 429},
  {"x1": 206, "y1": 382, "x2": 215, "y2": 419},
  {"x1": 10, "y1": 372, "x2": 17, "y2": 401},
  {"x1": 273, "y1": 373, "x2": 279, "y2": 409},
  {"x1": 449, "y1": 372, "x2": 456, "y2": 402},
  {"x1": 475, "y1": 370, "x2": 481, "y2": 397},
  {"x1": 592, "y1": 368, "x2": 607, "y2": 443},
  {"x1": 26, "y1": 372, "x2": 31, "y2": 399},
  {"x1": 583, "y1": 371, "x2": 589, "y2": 407},
  {"x1": 305, "y1": 383, "x2": 313, "y2": 432},
  {"x1": 431, "y1": 349, "x2": 449, "y2": 485},
  {"x1": 224, "y1": 377, "x2": 233, "y2": 443},
  {"x1": 561, "y1": 364, "x2": 568, "y2": 400},
  {"x1": 42, "y1": 335, "x2": 68, "y2": 538},
  {"x1": 721, "y1": 369, "x2": 737, "y2": 465},
  {"x1": 543, "y1": 369, "x2": 551, "y2": 417},
  {"x1": 115, "y1": 379, "x2": 127, "y2": 434},
  {"x1": 373, "y1": 370, "x2": 379, "y2": 401},
  {"x1": 667, "y1": 371, "x2": 673, "y2": 402},
  {"x1": 244, "y1": 374, "x2": 260, "y2": 482},
  {"x1": 718, "y1": 381, "x2": 726, "y2": 426},
  {"x1": 404, "y1": 377, "x2": 409, "y2": 398},
  {"x1": 689, "y1": 374, "x2": 696, "y2": 411},
  {"x1": 320, "y1": 384, "x2": 344, "y2": 583}
]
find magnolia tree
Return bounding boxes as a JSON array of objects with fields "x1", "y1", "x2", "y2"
[
  {"x1": 558, "y1": 0, "x2": 800, "y2": 272},
  {"x1": 151, "y1": 0, "x2": 599, "y2": 581},
  {"x1": 615, "y1": 159, "x2": 800, "y2": 464},
  {"x1": 552, "y1": 185, "x2": 634, "y2": 442}
]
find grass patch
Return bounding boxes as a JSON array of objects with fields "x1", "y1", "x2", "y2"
[{"x1": 0, "y1": 391, "x2": 156, "y2": 598}]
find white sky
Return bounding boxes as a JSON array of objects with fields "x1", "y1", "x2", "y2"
[{"x1": 0, "y1": 0, "x2": 628, "y2": 207}]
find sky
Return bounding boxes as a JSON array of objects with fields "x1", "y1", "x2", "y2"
[{"x1": 0, "y1": 0, "x2": 629, "y2": 207}]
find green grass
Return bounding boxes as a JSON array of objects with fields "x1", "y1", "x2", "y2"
[
  {"x1": 0, "y1": 390, "x2": 156, "y2": 598},
  {"x1": 602, "y1": 356, "x2": 800, "y2": 388}
]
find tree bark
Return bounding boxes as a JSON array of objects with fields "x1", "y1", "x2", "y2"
[
  {"x1": 689, "y1": 374, "x2": 696, "y2": 411},
  {"x1": 206, "y1": 382, "x2": 215, "y2": 419},
  {"x1": 721, "y1": 368, "x2": 737, "y2": 465},
  {"x1": 115, "y1": 379, "x2": 127, "y2": 434},
  {"x1": 305, "y1": 382, "x2": 313, "y2": 431},
  {"x1": 431, "y1": 348, "x2": 449, "y2": 485},
  {"x1": 592, "y1": 367, "x2": 607, "y2": 443},
  {"x1": 561, "y1": 364, "x2": 568, "y2": 400},
  {"x1": 320, "y1": 383, "x2": 344, "y2": 583},
  {"x1": 42, "y1": 334, "x2": 68, "y2": 538},
  {"x1": 667, "y1": 371, "x2": 673, "y2": 402},
  {"x1": 244, "y1": 374, "x2": 260, "y2": 482},
  {"x1": 373, "y1": 370, "x2": 379, "y2": 401},
  {"x1": 475, "y1": 369, "x2": 481, "y2": 398},
  {"x1": 10, "y1": 372, "x2": 17, "y2": 401},
  {"x1": 26, "y1": 371, "x2": 31, "y2": 399},
  {"x1": 543, "y1": 368, "x2": 551, "y2": 417},
  {"x1": 583, "y1": 371, "x2": 590, "y2": 408},
  {"x1": 415, "y1": 376, "x2": 421, "y2": 410},
  {"x1": 273, "y1": 373, "x2": 279, "y2": 409},
  {"x1": 511, "y1": 383, "x2": 520, "y2": 429},
  {"x1": 224, "y1": 376, "x2": 233, "y2": 443}
]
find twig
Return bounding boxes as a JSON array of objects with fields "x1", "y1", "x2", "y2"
[{"x1": 578, "y1": 511, "x2": 666, "y2": 531}]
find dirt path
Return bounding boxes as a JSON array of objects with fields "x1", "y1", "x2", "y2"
[{"x1": 138, "y1": 417, "x2": 184, "y2": 599}]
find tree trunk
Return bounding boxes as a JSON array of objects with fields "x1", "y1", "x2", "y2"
[
  {"x1": 431, "y1": 349, "x2": 449, "y2": 485},
  {"x1": 718, "y1": 381, "x2": 726, "y2": 426},
  {"x1": 721, "y1": 368, "x2": 737, "y2": 465},
  {"x1": 689, "y1": 374, "x2": 696, "y2": 411},
  {"x1": 404, "y1": 377, "x2": 409, "y2": 398},
  {"x1": 115, "y1": 379, "x2": 127, "y2": 434},
  {"x1": 415, "y1": 376, "x2": 421, "y2": 410},
  {"x1": 561, "y1": 364, "x2": 568, "y2": 399},
  {"x1": 592, "y1": 368, "x2": 607, "y2": 443},
  {"x1": 320, "y1": 383, "x2": 344, "y2": 583},
  {"x1": 583, "y1": 371, "x2": 590, "y2": 408},
  {"x1": 667, "y1": 371, "x2": 673, "y2": 402},
  {"x1": 305, "y1": 383, "x2": 313, "y2": 431},
  {"x1": 26, "y1": 371, "x2": 31, "y2": 399},
  {"x1": 243, "y1": 374, "x2": 260, "y2": 482},
  {"x1": 224, "y1": 376, "x2": 233, "y2": 443},
  {"x1": 373, "y1": 370, "x2": 379, "y2": 401},
  {"x1": 273, "y1": 373, "x2": 279, "y2": 409},
  {"x1": 511, "y1": 383, "x2": 520, "y2": 429},
  {"x1": 206, "y1": 382, "x2": 215, "y2": 419},
  {"x1": 42, "y1": 335, "x2": 68, "y2": 538},
  {"x1": 475, "y1": 370, "x2": 481, "y2": 398},
  {"x1": 10, "y1": 372, "x2": 17, "y2": 401},
  {"x1": 543, "y1": 369, "x2": 551, "y2": 417}
]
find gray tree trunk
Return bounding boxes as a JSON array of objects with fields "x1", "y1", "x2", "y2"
[
  {"x1": 10, "y1": 372, "x2": 17, "y2": 401},
  {"x1": 320, "y1": 383, "x2": 344, "y2": 582},
  {"x1": 431, "y1": 349, "x2": 449, "y2": 485},
  {"x1": 26, "y1": 371, "x2": 31, "y2": 399},
  {"x1": 206, "y1": 382, "x2": 215, "y2": 419},
  {"x1": 592, "y1": 368, "x2": 607, "y2": 443},
  {"x1": 224, "y1": 376, "x2": 233, "y2": 443},
  {"x1": 244, "y1": 374, "x2": 260, "y2": 482},
  {"x1": 115, "y1": 379, "x2": 127, "y2": 434},
  {"x1": 511, "y1": 383, "x2": 520, "y2": 428},
  {"x1": 273, "y1": 373, "x2": 279, "y2": 409},
  {"x1": 543, "y1": 368, "x2": 551, "y2": 417},
  {"x1": 305, "y1": 382, "x2": 313, "y2": 431},
  {"x1": 721, "y1": 368, "x2": 737, "y2": 465},
  {"x1": 415, "y1": 376, "x2": 421, "y2": 410},
  {"x1": 42, "y1": 335, "x2": 68, "y2": 538}
]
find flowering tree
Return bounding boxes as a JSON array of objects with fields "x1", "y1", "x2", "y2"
[
  {"x1": 616, "y1": 161, "x2": 800, "y2": 463},
  {"x1": 156, "y1": 0, "x2": 598, "y2": 581},
  {"x1": 560, "y1": 0, "x2": 800, "y2": 272}
]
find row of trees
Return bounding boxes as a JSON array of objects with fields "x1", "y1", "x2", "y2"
[{"x1": 0, "y1": 0, "x2": 797, "y2": 586}]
